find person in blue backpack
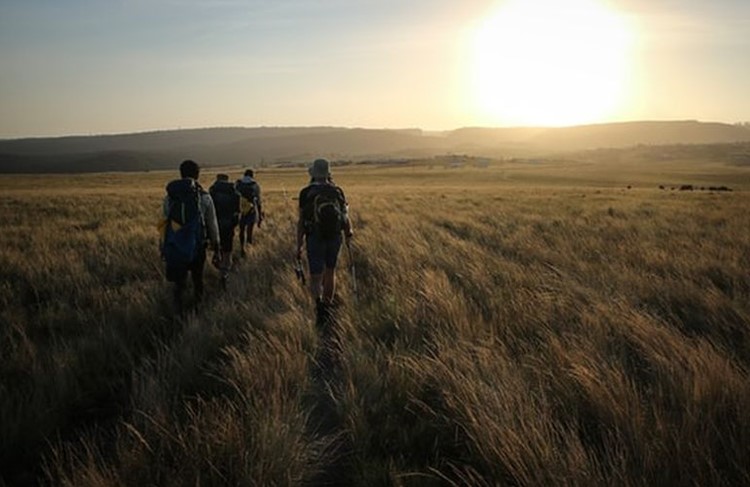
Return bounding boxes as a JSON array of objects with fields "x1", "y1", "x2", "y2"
[
  {"x1": 295, "y1": 158, "x2": 353, "y2": 316},
  {"x1": 161, "y1": 160, "x2": 221, "y2": 310}
]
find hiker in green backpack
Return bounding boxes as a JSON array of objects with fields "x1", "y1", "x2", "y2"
[
  {"x1": 296, "y1": 158, "x2": 353, "y2": 316},
  {"x1": 209, "y1": 173, "x2": 240, "y2": 288},
  {"x1": 235, "y1": 169, "x2": 264, "y2": 257},
  {"x1": 161, "y1": 160, "x2": 221, "y2": 310}
]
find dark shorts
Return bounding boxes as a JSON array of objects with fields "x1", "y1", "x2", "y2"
[
  {"x1": 239, "y1": 211, "x2": 256, "y2": 227},
  {"x1": 306, "y1": 233, "x2": 342, "y2": 275},
  {"x1": 218, "y1": 224, "x2": 235, "y2": 252}
]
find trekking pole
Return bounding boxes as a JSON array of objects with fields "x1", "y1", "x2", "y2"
[
  {"x1": 295, "y1": 257, "x2": 306, "y2": 285},
  {"x1": 283, "y1": 184, "x2": 306, "y2": 287},
  {"x1": 346, "y1": 238, "x2": 358, "y2": 302}
]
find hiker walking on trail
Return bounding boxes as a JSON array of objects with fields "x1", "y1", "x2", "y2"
[
  {"x1": 235, "y1": 169, "x2": 263, "y2": 257},
  {"x1": 160, "y1": 160, "x2": 221, "y2": 310},
  {"x1": 296, "y1": 158, "x2": 353, "y2": 313},
  {"x1": 209, "y1": 173, "x2": 240, "y2": 288}
]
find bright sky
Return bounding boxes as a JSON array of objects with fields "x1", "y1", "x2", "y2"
[{"x1": 1, "y1": 0, "x2": 749, "y2": 137}]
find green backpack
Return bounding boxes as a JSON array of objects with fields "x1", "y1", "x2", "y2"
[{"x1": 311, "y1": 185, "x2": 344, "y2": 240}]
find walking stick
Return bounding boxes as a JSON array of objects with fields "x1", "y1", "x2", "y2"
[
  {"x1": 283, "y1": 184, "x2": 307, "y2": 287},
  {"x1": 295, "y1": 257, "x2": 306, "y2": 285},
  {"x1": 346, "y1": 238, "x2": 357, "y2": 302}
]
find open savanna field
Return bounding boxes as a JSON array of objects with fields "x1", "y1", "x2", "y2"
[{"x1": 1, "y1": 156, "x2": 749, "y2": 486}]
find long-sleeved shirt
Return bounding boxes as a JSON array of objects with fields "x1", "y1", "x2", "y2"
[{"x1": 162, "y1": 179, "x2": 220, "y2": 248}]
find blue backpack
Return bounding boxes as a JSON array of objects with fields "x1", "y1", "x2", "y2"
[{"x1": 162, "y1": 179, "x2": 204, "y2": 277}]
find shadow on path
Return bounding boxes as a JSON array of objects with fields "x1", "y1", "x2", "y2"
[{"x1": 306, "y1": 302, "x2": 356, "y2": 486}]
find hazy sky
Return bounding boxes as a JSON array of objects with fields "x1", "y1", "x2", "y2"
[{"x1": 1, "y1": 0, "x2": 749, "y2": 137}]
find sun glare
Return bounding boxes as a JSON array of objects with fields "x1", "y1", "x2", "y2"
[{"x1": 471, "y1": 0, "x2": 635, "y2": 127}]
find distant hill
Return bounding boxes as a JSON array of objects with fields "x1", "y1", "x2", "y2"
[
  {"x1": 531, "y1": 120, "x2": 750, "y2": 151},
  {"x1": 1, "y1": 121, "x2": 749, "y2": 173}
]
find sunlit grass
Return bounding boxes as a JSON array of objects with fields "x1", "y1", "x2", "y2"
[{"x1": 1, "y1": 160, "x2": 749, "y2": 486}]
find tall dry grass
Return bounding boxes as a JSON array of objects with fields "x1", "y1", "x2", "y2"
[{"x1": 1, "y1": 163, "x2": 749, "y2": 486}]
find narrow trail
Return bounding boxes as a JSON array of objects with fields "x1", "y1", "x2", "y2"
[
  {"x1": 224, "y1": 224, "x2": 358, "y2": 485},
  {"x1": 306, "y1": 304, "x2": 356, "y2": 486}
]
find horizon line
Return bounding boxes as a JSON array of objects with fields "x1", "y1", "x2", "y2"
[{"x1": 2, "y1": 118, "x2": 749, "y2": 141}]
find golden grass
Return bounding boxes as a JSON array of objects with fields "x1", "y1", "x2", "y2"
[{"x1": 1, "y1": 160, "x2": 749, "y2": 486}]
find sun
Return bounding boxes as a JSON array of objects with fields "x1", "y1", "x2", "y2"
[{"x1": 470, "y1": 0, "x2": 636, "y2": 127}]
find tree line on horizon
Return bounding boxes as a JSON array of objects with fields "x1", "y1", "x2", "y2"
[{"x1": 1, "y1": 121, "x2": 750, "y2": 174}]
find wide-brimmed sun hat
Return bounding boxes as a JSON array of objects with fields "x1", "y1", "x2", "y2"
[{"x1": 308, "y1": 158, "x2": 331, "y2": 178}]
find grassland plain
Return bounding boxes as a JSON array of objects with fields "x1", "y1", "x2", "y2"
[{"x1": 1, "y1": 159, "x2": 749, "y2": 486}]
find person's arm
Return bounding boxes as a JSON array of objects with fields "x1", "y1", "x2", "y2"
[
  {"x1": 255, "y1": 184, "x2": 263, "y2": 227},
  {"x1": 233, "y1": 193, "x2": 241, "y2": 225},
  {"x1": 296, "y1": 207, "x2": 305, "y2": 260},
  {"x1": 255, "y1": 184, "x2": 262, "y2": 210},
  {"x1": 339, "y1": 188, "x2": 353, "y2": 239},
  {"x1": 159, "y1": 196, "x2": 170, "y2": 252},
  {"x1": 296, "y1": 190, "x2": 306, "y2": 259},
  {"x1": 201, "y1": 193, "x2": 221, "y2": 250}
]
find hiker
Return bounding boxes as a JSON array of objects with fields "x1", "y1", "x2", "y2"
[
  {"x1": 160, "y1": 159, "x2": 220, "y2": 310},
  {"x1": 209, "y1": 173, "x2": 240, "y2": 288},
  {"x1": 296, "y1": 158, "x2": 353, "y2": 313},
  {"x1": 235, "y1": 169, "x2": 263, "y2": 256}
]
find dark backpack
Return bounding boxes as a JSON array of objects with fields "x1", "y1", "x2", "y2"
[
  {"x1": 236, "y1": 180, "x2": 258, "y2": 215},
  {"x1": 162, "y1": 179, "x2": 204, "y2": 276},
  {"x1": 311, "y1": 185, "x2": 344, "y2": 240},
  {"x1": 210, "y1": 181, "x2": 239, "y2": 227}
]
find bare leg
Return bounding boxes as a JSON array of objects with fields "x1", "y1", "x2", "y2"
[
  {"x1": 239, "y1": 224, "x2": 247, "y2": 256},
  {"x1": 322, "y1": 267, "x2": 336, "y2": 304},
  {"x1": 219, "y1": 250, "x2": 231, "y2": 290},
  {"x1": 246, "y1": 223, "x2": 255, "y2": 246},
  {"x1": 191, "y1": 250, "x2": 206, "y2": 303},
  {"x1": 221, "y1": 251, "x2": 232, "y2": 272},
  {"x1": 310, "y1": 273, "x2": 323, "y2": 302}
]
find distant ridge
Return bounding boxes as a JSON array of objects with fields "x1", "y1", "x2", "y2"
[
  {"x1": 530, "y1": 120, "x2": 750, "y2": 150},
  {"x1": 1, "y1": 121, "x2": 749, "y2": 173}
]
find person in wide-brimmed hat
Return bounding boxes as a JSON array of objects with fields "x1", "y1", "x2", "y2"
[
  {"x1": 296, "y1": 158, "x2": 353, "y2": 316},
  {"x1": 308, "y1": 157, "x2": 331, "y2": 179}
]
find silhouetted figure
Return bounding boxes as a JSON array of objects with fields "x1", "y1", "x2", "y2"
[
  {"x1": 235, "y1": 169, "x2": 263, "y2": 257},
  {"x1": 295, "y1": 158, "x2": 353, "y2": 319},
  {"x1": 160, "y1": 160, "x2": 220, "y2": 312},
  {"x1": 209, "y1": 173, "x2": 240, "y2": 289}
]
